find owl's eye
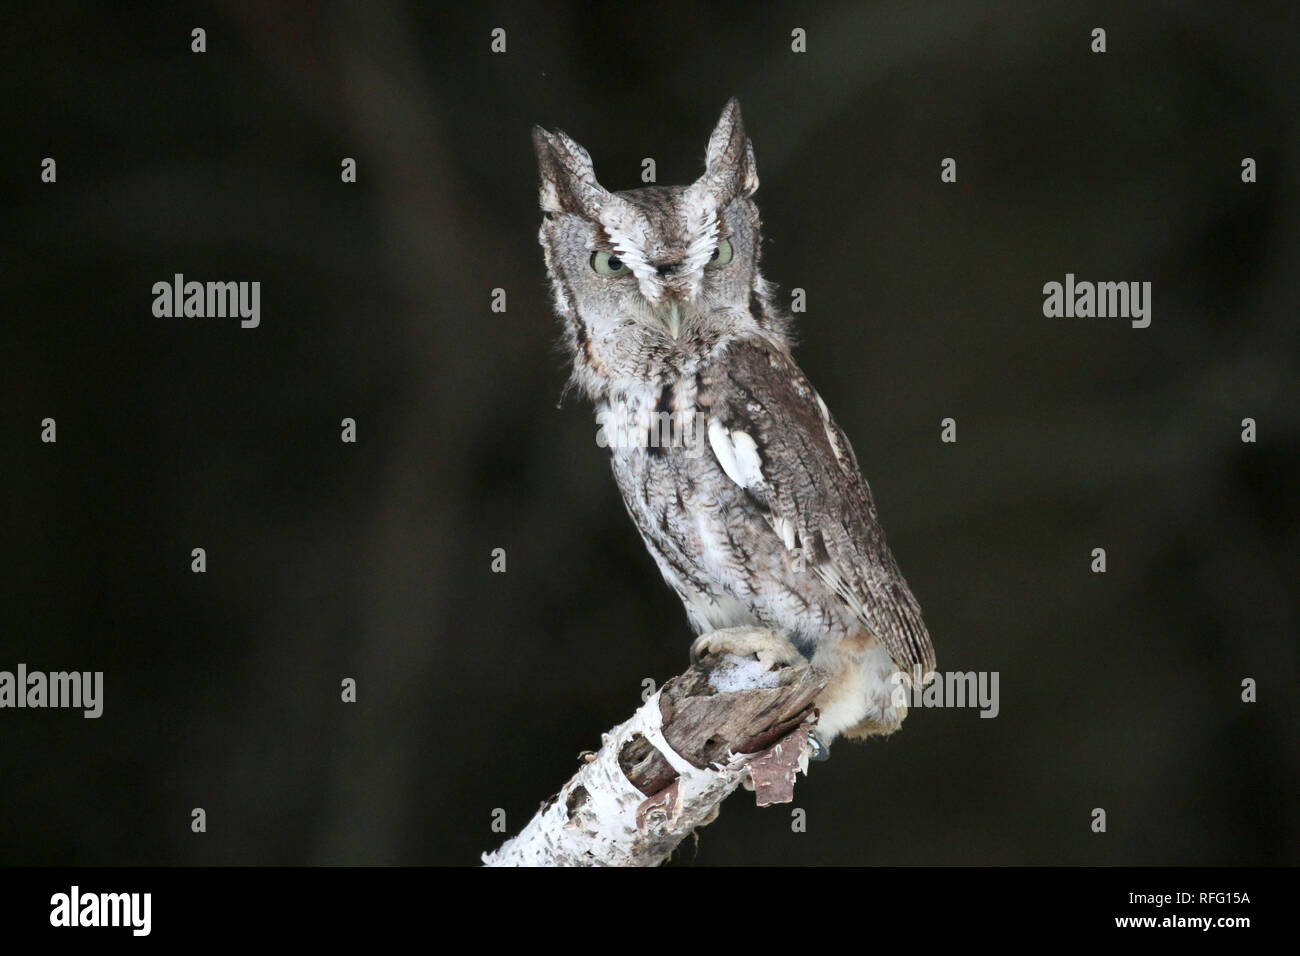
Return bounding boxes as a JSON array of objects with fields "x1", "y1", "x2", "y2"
[
  {"x1": 591, "y1": 251, "x2": 630, "y2": 276},
  {"x1": 709, "y1": 237, "x2": 734, "y2": 267}
]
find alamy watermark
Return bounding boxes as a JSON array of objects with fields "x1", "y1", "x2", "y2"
[
  {"x1": 50, "y1": 886, "x2": 150, "y2": 936},
  {"x1": 152, "y1": 273, "x2": 260, "y2": 328},
  {"x1": 0, "y1": 664, "x2": 103, "y2": 718},
  {"x1": 596, "y1": 405, "x2": 707, "y2": 458},
  {"x1": 892, "y1": 667, "x2": 999, "y2": 718},
  {"x1": 1042, "y1": 273, "x2": 1151, "y2": 328}
]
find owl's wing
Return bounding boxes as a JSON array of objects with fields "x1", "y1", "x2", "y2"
[{"x1": 699, "y1": 336, "x2": 936, "y2": 677}]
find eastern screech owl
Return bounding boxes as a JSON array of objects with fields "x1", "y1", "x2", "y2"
[{"x1": 533, "y1": 99, "x2": 935, "y2": 750}]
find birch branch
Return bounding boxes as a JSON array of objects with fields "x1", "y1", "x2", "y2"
[{"x1": 483, "y1": 642, "x2": 825, "y2": 867}]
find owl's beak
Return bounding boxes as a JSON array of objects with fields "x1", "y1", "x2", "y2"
[
  {"x1": 647, "y1": 303, "x2": 681, "y2": 343},
  {"x1": 659, "y1": 301, "x2": 682, "y2": 340}
]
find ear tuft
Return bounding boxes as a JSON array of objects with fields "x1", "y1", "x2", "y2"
[
  {"x1": 533, "y1": 126, "x2": 608, "y2": 217},
  {"x1": 702, "y1": 98, "x2": 759, "y2": 201}
]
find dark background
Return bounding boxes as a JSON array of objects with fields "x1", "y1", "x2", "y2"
[{"x1": 1, "y1": 1, "x2": 1296, "y2": 866}]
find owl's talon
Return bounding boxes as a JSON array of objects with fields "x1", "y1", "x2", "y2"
[
  {"x1": 690, "y1": 627, "x2": 805, "y2": 671},
  {"x1": 689, "y1": 634, "x2": 710, "y2": 666},
  {"x1": 807, "y1": 731, "x2": 831, "y2": 762}
]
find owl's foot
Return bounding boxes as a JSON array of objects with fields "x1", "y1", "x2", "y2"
[
  {"x1": 807, "y1": 731, "x2": 832, "y2": 762},
  {"x1": 690, "y1": 627, "x2": 805, "y2": 672}
]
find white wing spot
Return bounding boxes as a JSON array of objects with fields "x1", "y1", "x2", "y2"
[
  {"x1": 728, "y1": 430, "x2": 763, "y2": 488},
  {"x1": 772, "y1": 515, "x2": 797, "y2": 551},
  {"x1": 708, "y1": 419, "x2": 744, "y2": 486},
  {"x1": 708, "y1": 420, "x2": 764, "y2": 490},
  {"x1": 815, "y1": 391, "x2": 849, "y2": 469}
]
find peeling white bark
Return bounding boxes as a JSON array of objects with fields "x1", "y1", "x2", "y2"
[{"x1": 483, "y1": 652, "x2": 818, "y2": 868}]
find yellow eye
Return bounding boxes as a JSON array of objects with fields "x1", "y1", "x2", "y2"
[
  {"x1": 709, "y1": 237, "x2": 733, "y2": 267},
  {"x1": 591, "y1": 251, "x2": 630, "y2": 276}
]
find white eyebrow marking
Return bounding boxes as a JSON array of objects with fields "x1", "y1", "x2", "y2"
[
  {"x1": 596, "y1": 196, "x2": 658, "y2": 290},
  {"x1": 679, "y1": 186, "x2": 722, "y2": 299}
]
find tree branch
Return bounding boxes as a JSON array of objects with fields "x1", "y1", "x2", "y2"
[{"x1": 483, "y1": 644, "x2": 825, "y2": 867}]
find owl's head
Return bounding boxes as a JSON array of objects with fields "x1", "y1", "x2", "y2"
[{"x1": 534, "y1": 98, "x2": 788, "y2": 396}]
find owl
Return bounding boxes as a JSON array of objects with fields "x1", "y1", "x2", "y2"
[{"x1": 533, "y1": 99, "x2": 935, "y2": 753}]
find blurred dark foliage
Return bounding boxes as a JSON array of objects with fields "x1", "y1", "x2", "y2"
[{"x1": 0, "y1": 1, "x2": 1296, "y2": 865}]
